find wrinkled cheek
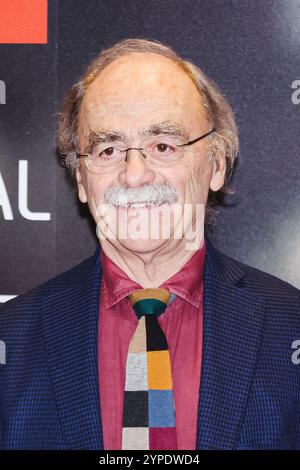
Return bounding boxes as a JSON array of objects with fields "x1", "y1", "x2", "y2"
[
  {"x1": 84, "y1": 179, "x2": 105, "y2": 223},
  {"x1": 186, "y1": 162, "x2": 211, "y2": 204}
]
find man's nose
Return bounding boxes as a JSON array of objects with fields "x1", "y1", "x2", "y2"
[{"x1": 117, "y1": 148, "x2": 155, "y2": 188}]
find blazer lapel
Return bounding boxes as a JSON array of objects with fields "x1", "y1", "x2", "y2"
[
  {"x1": 196, "y1": 238, "x2": 266, "y2": 449},
  {"x1": 42, "y1": 247, "x2": 104, "y2": 450}
]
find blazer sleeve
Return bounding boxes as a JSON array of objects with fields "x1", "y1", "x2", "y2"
[
  {"x1": 296, "y1": 398, "x2": 300, "y2": 449},
  {"x1": 0, "y1": 408, "x2": 3, "y2": 450}
]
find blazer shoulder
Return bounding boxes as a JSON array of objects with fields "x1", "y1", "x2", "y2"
[
  {"x1": 241, "y1": 260, "x2": 300, "y2": 301},
  {"x1": 0, "y1": 248, "x2": 100, "y2": 329},
  {"x1": 211, "y1": 245, "x2": 300, "y2": 329},
  {"x1": 220, "y1": 250, "x2": 300, "y2": 324},
  {"x1": 206, "y1": 238, "x2": 299, "y2": 300}
]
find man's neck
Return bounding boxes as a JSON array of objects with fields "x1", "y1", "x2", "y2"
[{"x1": 99, "y1": 237, "x2": 204, "y2": 288}]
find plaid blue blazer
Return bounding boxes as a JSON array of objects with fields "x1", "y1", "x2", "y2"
[{"x1": 0, "y1": 237, "x2": 300, "y2": 450}]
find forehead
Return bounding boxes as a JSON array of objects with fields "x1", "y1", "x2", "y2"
[{"x1": 78, "y1": 52, "x2": 208, "y2": 140}]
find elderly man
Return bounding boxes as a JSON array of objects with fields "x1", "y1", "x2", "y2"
[{"x1": 0, "y1": 39, "x2": 299, "y2": 451}]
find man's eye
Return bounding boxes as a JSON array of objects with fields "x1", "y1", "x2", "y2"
[
  {"x1": 96, "y1": 146, "x2": 124, "y2": 159},
  {"x1": 100, "y1": 147, "x2": 115, "y2": 157},
  {"x1": 155, "y1": 143, "x2": 175, "y2": 153}
]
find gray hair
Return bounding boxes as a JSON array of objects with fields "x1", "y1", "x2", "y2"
[{"x1": 56, "y1": 38, "x2": 239, "y2": 229}]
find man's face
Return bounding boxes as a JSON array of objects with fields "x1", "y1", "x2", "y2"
[{"x1": 76, "y1": 52, "x2": 225, "y2": 253}]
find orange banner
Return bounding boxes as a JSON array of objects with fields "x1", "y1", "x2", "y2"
[{"x1": 0, "y1": 0, "x2": 47, "y2": 44}]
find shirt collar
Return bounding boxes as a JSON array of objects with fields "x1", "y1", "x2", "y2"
[{"x1": 100, "y1": 240, "x2": 206, "y2": 309}]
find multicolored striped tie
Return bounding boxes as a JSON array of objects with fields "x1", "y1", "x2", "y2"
[{"x1": 121, "y1": 288, "x2": 177, "y2": 450}]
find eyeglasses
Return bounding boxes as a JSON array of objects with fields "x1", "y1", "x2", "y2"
[{"x1": 77, "y1": 127, "x2": 215, "y2": 174}]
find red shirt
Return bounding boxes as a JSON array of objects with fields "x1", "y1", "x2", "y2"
[{"x1": 98, "y1": 241, "x2": 206, "y2": 450}]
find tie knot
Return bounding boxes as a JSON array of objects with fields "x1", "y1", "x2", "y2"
[{"x1": 128, "y1": 288, "x2": 173, "y2": 319}]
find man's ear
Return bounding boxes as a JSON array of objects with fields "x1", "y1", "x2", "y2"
[
  {"x1": 209, "y1": 152, "x2": 226, "y2": 192},
  {"x1": 75, "y1": 167, "x2": 88, "y2": 203}
]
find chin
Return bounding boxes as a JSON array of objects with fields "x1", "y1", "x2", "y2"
[{"x1": 118, "y1": 237, "x2": 170, "y2": 254}]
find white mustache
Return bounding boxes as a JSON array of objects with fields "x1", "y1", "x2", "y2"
[{"x1": 104, "y1": 183, "x2": 178, "y2": 206}]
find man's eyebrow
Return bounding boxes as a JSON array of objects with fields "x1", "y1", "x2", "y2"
[
  {"x1": 83, "y1": 121, "x2": 189, "y2": 153},
  {"x1": 83, "y1": 130, "x2": 126, "y2": 154},
  {"x1": 141, "y1": 121, "x2": 189, "y2": 139}
]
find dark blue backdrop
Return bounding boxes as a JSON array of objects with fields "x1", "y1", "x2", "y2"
[{"x1": 0, "y1": 0, "x2": 299, "y2": 302}]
